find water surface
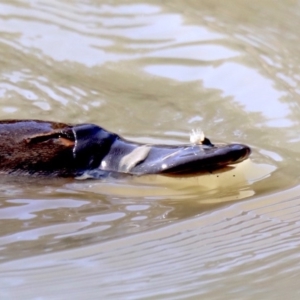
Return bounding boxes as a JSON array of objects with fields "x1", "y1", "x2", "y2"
[{"x1": 0, "y1": 0, "x2": 300, "y2": 298}]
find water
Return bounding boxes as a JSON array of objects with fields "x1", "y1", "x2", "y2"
[{"x1": 0, "y1": 0, "x2": 300, "y2": 298}]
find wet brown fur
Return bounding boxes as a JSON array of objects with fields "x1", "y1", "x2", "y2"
[{"x1": 0, "y1": 120, "x2": 76, "y2": 176}]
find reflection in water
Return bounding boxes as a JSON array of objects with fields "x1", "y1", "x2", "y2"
[
  {"x1": 0, "y1": 0, "x2": 300, "y2": 298},
  {"x1": 0, "y1": 159, "x2": 259, "y2": 262}
]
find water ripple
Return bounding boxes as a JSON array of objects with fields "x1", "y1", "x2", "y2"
[{"x1": 0, "y1": 0, "x2": 300, "y2": 298}]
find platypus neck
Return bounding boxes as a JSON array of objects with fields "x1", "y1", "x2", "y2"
[{"x1": 72, "y1": 123, "x2": 119, "y2": 171}]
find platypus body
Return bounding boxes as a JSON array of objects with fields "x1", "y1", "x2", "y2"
[{"x1": 0, "y1": 120, "x2": 251, "y2": 179}]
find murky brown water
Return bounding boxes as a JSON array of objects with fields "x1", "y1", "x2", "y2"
[{"x1": 0, "y1": 0, "x2": 300, "y2": 298}]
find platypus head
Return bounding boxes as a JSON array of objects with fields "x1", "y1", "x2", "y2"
[{"x1": 72, "y1": 124, "x2": 251, "y2": 178}]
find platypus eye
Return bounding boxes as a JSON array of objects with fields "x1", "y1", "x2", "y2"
[{"x1": 25, "y1": 128, "x2": 75, "y2": 145}]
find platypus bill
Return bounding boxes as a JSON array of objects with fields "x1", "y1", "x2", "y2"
[{"x1": 0, "y1": 120, "x2": 251, "y2": 179}]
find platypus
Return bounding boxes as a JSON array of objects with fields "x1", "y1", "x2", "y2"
[{"x1": 0, "y1": 120, "x2": 251, "y2": 179}]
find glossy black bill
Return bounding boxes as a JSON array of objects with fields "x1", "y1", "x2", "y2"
[{"x1": 0, "y1": 120, "x2": 251, "y2": 178}]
